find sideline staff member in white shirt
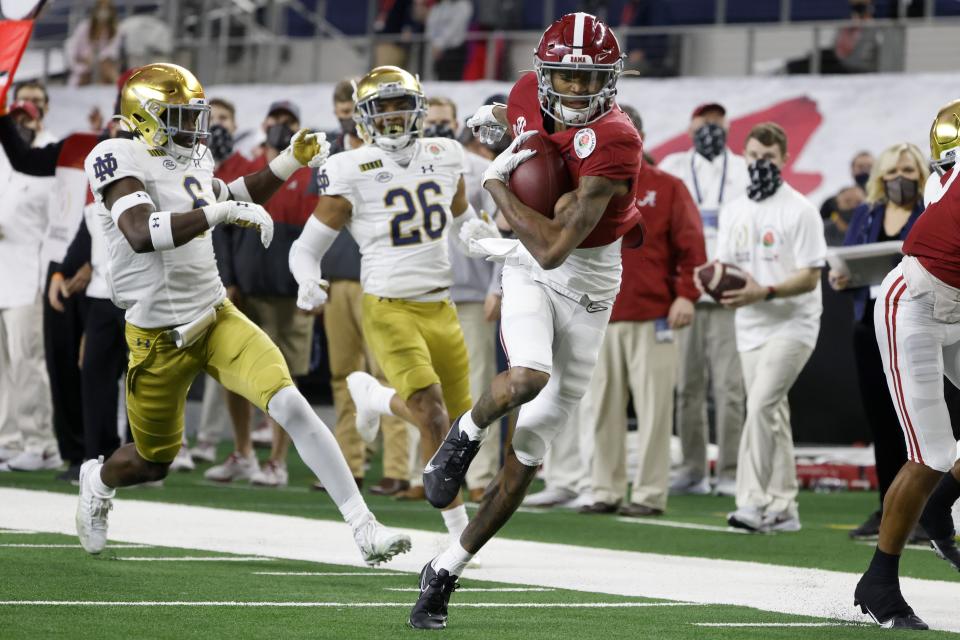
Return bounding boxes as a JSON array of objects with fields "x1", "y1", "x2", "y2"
[{"x1": 714, "y1": 122, "x2": 826, "y2": 533}]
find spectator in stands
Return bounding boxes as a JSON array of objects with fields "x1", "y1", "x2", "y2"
[
  {"x1": 203, "y1": 100, "x2": 318, "y2": 487},
  {"x1": 580, "y1": 110, "x2": 706, "y2": 516},
  {"x1": 0, "y1": 99, "x2": 59, "y2": 472},
  {"x1": 619, "y1": 0, "x2": 677, "y2": 77},
  {"x1": 317, "y1": 79, "x2": 412, "y2": 496},
  {"x1": 425, "y1": 96, "x2": 503, "y2": 503},
  {"x1": 118, "y1": 7, "x2": 173, "y2": 70},
  {"x1": 425, "y1": 0, "x2": 473, "y2": 80},
  {"x1": 787, "y1": 0, "x2": 883, "y2": 74},
  {"x1": 828, "y1": 142, "x2": 927, "y2": 539},
  {"x1": 65, "y1": 0, "x2": 122, "y2": 87},
  {"x1": 822, "y1": 151, "x2": 872, "y2": 245},
  {"x1": 659, "y1": 103, "x2": 748, "y2": 497},
  {"x1": 373, "y1": 0, "x2": 427, "y2": 70},
  {"x1": 718, "y1": 123, "x2": 827, "y2": 533}
]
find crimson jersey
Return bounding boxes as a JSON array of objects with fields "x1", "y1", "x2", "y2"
[
  {"x1": 507, "y1": 72, "x2": 642, "y2": 248},
  {"x1": 903, "y1": 168, "x2": 960, "y2": 288}
]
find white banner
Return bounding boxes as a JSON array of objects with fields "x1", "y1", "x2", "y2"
[{"x1": 37, "y1": 72, "x2": 960, "y2": 206}]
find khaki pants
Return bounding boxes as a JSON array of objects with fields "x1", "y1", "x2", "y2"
[
  {"x1": 457, "y1": 302, "x2": 501, "y2": 489},
  {"x1": 586, "y1": 321, "x2": 678, "y2": 509},
  {"x1": 0, "y1": 299, "x2": 55, "y2": 454},
  {"x1": 324, "y1": 280, "x2": 409, "y2": 480},
  {"x1": 735, "y1": 337, "x2": 813, "y2": 516},
  {"x1": 676, "y1": 304, "x2": 744, "y2": 483}
]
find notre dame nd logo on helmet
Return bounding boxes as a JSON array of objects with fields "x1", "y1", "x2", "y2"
[{"x1": 92, "y1": 153, "x2": 119, "y2": 182}]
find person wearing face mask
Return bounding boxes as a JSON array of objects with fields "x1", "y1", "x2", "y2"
[
  {"x1": 203, "y1": 100, "x2": 320, "y2": 488},
  {"x1": 713, "y1": 122, "x2": 826, "y2": 533},
  {"x1": 828, "y1": 143, "x2": 928, "y2": 540},
  {"x1": 0, "y1": 99, "x2": 59, "y2": 472},
  {"x1": 659, "y1": 103, "x2": 749, "y2": 498},
  {"x1": 821, "y1": 151, "x2": 872, "y2": 245}
]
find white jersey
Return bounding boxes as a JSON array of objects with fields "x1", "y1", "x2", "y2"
[
  {"x1": 83, "y1": 138, "x2": 225, "y2": 328},
  {"x1": 319, "y1": 138, "x2": 467, "y2": 299}
]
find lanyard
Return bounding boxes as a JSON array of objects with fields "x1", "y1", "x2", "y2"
[{"x1": 690, "y1": 151, "x2": 727, "y2": 206}]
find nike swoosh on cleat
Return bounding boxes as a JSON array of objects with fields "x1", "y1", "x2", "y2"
[{"x1": 424, "y1": 464, "x2": 439, "y2": 474}]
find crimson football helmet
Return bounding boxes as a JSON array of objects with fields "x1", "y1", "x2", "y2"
[{"x1": 534, "y1": 12, "x2": 624, "y2": 127}]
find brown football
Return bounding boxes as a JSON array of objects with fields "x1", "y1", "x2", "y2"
[
  {"x1": 508, "y1": 132, "x2": 572, "y2": 219},
  {"x1": 697, "y1": 261, "x2": 748, "y2": 303}
]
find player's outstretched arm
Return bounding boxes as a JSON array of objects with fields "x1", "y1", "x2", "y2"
[
  {"x1": 229, "y1": 129, "x2": 331, "y2": 205},
  {"x1": 104, "y1": 177, "x2": 211, "y2": 253},
  {"x1": 487, "y1": 175, "x2": 625, "y2": 270},
  {"x1": 288, "y1": 195, "x2": 351, "y2": 310}
]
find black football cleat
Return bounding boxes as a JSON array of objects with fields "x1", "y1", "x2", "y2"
[
  {"x1": 423, "y1": 414, "x2": 483, "y2": 509},
  {"x1": 854, "y1": 574, "x2": 929, "y2": 630},
  {"x1": 408, "y1": 560, "x2": 459, "y2": 630},
  {"x1": 930, "y1": 536, "x2": 960, "y2": 573}
]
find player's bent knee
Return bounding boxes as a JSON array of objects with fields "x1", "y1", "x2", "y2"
[
  {"x1": 511, "y1": 429, "x2": 547, "y2": 467},
  {"x1": 267, "y1": 385, "x2": 312, "y2": 437},
  {"x1": 508, "y1": 367, "x2": 550, "y2": 405},
  {"x1": 408, "y1": 387, "x2": 449, "y2": 429}
]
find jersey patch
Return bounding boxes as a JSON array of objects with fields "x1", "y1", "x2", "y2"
[
  {"x1": 359, "y1": 159, "x2": 383, "y2": 172},
  {"x1": 92, "y1": 153, "x2": 119, "y2": 182},
  {"x1": 574, "y1": 128, "x2": 597, "y2": 159}
]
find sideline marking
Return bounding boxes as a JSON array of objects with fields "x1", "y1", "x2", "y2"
[
  {"x1": 694, "y1": 622, "x2": 861, "y2": 628},
  {"x1": 0, "y1": 544, "x2": 150, "y2": 549},
  {"x1": 615, "y1": 518, "x2": 750, "y2": 534},
  {"x1": 115, "y1": 556, "x2": 271, "y2": 562},
  {"x1": 254, "y1": 571, "x2": 401, "y2": 576},
  {"x1": 385, "y1": 587, "x2": 555, "y2": 593},
  {"x1": 0, "y1": 600, "x2": 707, "y2": 608}
]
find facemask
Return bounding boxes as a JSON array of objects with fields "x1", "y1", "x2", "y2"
[
  {"x1": 884, "y1": 176, "x2": 919, "y2": 206},
  {"x1": 339, "y1": 117, "x2": 357, "y2": 138},
  {"x1": 747, "y1": 159, "x2": 783, "y2": 202},
  {"x1": 693, "y1": 123, "x2": 726, "y2": 161},
  {"x1": 423, "y1": 123, "x2": 456, "y2": 139},
  {"x1": 15, "y1": 123, "x2": 35, "y2": 146},
  {"x1": 266, "y1": 123, "x2": 294, "y2": 151},
  {"x1": 854, "y1": 172, "x2": 870, "y2": 189},
  {"x1": 207, "y1": 124, "x2": 234, "y2": 162}
]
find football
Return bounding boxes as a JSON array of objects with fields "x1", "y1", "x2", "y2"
[
  {"x1": 696, "y1": 261, "x2": 748, "y2": 302},
  {"x1": 508, "y1": 132, "x2": 572, "y2": 219}
]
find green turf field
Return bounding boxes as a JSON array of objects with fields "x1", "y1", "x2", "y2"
[{"x1": 1, "y1": 443, "x2": 958, "y2": 638}]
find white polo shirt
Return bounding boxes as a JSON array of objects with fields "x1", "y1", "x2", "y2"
[{"x1": 717, "y1": 182, "x2": 827, "y2": 353}]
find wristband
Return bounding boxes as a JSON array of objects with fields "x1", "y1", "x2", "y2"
[
  {"x1": 226, "y1": 176, "x2": 253, "y2": 202},
  {"x1": 147, "y1": 210, "x2": 175, "y2": 251},
  {"x1": 268, "y1": 150, "x2": 301, "y2": 181},
  {"x1": 765, "y1": 286, "x2": 777, "y2": 301}
]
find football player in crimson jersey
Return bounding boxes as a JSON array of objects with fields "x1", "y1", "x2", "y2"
[
  {"x1": 853, "y1": 100, "x2": 960, "y2": 630},
  {"x1": 408, "y1": 12, "x2": 643, "y2": 629}
]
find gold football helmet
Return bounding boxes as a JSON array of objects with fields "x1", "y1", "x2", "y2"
[
  {"x1": 930, "y1": 98, "x2": 960, "y2": 176},
  {"x1": 120, "y1": 63, "x2": 210, "y2": 161},
  {"x1": 352, "y1": 66, "x2": 425, "y2": 152}
]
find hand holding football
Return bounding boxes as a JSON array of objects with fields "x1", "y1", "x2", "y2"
[{"x1": 695, "y1": 261, "x2": 748, "y2": 303}]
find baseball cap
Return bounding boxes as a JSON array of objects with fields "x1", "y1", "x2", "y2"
[
  {"x1": 8, "y1": 100, "x2": 40, "y2": 121},
  {"x1": 691, "y1": 102, "x2": 726, "y2": 119},
  {"x1": 267, "y1": 100, "x2": 301, "y2": 122}
]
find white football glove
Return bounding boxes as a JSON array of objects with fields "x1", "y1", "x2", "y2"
[
  {"x1": 288, "y1": 240, "x2": 329, "y2": 310},
  {"x1": 466, "y1": 103, "x2": 507, "y2": 145},
  {"x1": 203, "y1": 201, "x2": 274, "y2": 248},
  {"x1": 469, "y1": 237, "x2": 536, "y2": 269},
  {"x1": 482, "y1": 130, "x2": 538, "y2": 187},
  {"x1": 459, "y1": 212, "x2": 501, "y2": 258}
]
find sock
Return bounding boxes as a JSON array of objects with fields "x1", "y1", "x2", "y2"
[
  {"x1": 89, "y1": 464, "x2": 115, "y2": 498},
  {"x1": 922, "y1": 472, "x2": 960, "y2": 538},
  {"x1": 432, "y1": 541, "x2": 473, "y2": 577},
  {"x1": 268, "y1": 386, "x2": 365, "y2": 509},
  {"x1": 866, "y1": 547, "x2": 901, "y2": 580},
  {"x1": 459, "y1": 410, "x2": 486, "y2": 441},
  {"x1": 441, "y1": 504, "x2": 469, "y2": 540},
  {"x1": 339, "y1": 493, "x2": 372, "y2": 530},
  {"x1": 372, "y1": 382, "x2": 397, "y2": 417}
]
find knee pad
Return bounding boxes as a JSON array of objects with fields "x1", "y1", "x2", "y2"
[
  {"x1": 512, "y1": 428, "x2": 547, "y2": 467},
  {"x1": 267, "y1": 385, "x2": 310, "y2": 436}
]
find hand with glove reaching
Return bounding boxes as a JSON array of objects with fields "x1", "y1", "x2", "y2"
[
  {"x1": 465, "y1": 103, "x2": 507, "y2": 145},
  {"x1": 458, "y1": 211, "x2": 501, "y2": 258},
  {"x1": 268, "y1": 129, "x2": 332, "y2": 180},
  {"x1": 482, "y1": 130, "x2": 538, "y2": 188},
  {"x1": 288, "y1": 238, "x2": 330, "y2": 311},
  {"x1": 203, "y1": 201, "x2": 274, "y2": 248}
]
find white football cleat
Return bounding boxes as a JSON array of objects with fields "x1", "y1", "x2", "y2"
[
  {"x1": 169, "y1": 447, "x2": 196, "y2": 472},
  {"x1": 204, "y1": 452, "x2": 259, "y2": 483},
  {"x1": 3, "y1": 449, "x2": 63, "y2": 471},
  {"x1": 189, "y1": 441, "x2": 217, "y2": 463},
  {"x1": 353, "y1": 514, "x2": 412, "y2": 567},
  {"x1": 76, "y1": 458, "x2": 114, "y2": 554},
  {"x1": 250, "y1": 460, "x2": 289, "y2": 487},
  {"x1": 727, "y1": 506, "x2": 765, "y2": 532},
  {"x1": 521, "y1": 487, "x2": 578, "y2": 508},
  {"x1": 761, "y1": 509, "x2": 802, "y2": 533},
  {"x1": 346, "y1": 372, "x2": 383, "y2": 444}
]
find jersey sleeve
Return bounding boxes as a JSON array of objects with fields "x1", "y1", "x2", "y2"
[
  {"x1": 315, "y1": 153, "x2": 357, "y2": 208},
  {"x1": 578, "y1": 128, "x2": 642, "y2": 183},
  {"x1": 84, "y1": 139, "x2": 147, "y2": 199},
  {"x1": 506, "y1": 73, "x2": 540, "y2": 137},
  {"x1": 792, "y1": 198, "x2": 828, "y2": 269}
]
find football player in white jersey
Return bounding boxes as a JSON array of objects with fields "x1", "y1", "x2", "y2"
[
  {"x1": 288, "y1": 66, "x2": 500, "y2": 542},
  {"x1": 75, "y1": 63, "x2": 411, "y2": 567}
]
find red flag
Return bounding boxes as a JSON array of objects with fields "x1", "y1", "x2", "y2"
[{"x1": 0, "y1": 20, "x2": 34, "y2": 105}]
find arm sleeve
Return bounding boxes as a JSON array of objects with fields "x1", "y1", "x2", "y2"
[
  {"x1": 60, "y1": 218, "x2": 92, "y2": 279},
  {"x1": 84, "y1": 139, "x2": 148, "y2": 198},
  {"x1": 668, "y1": 179, "x2": 707, "y2": 300},
  {"x1": 792, "y1": 201, "x2": 828, "y2": 269},
  {"x1": 0, "y1": 115, "x2": 63, "y2": 176}
]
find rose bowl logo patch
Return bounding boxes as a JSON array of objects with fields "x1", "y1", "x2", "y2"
[{"x1": 574, "y1": 128, "x2": 596, "y2": 159}]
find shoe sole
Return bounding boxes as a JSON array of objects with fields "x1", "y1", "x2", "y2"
[
  {"x1": 727, "y1": 516, "x2": 763, "y2": 533},
  {"x1": 854, "y1": 600, "x2": 929, "y2": 630},
  {"x1": 364, "y1": 534, "x2": 412, "y2": 567}
]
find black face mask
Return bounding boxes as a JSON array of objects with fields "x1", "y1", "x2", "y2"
[
  {"x1": 423, "y1": 123, "x2": 457, "y2": 139},
  {"x1": 854, "y1": 171, "x2": 870, "y2": 190},
  {"x1": 884, "y1": 176, "x2": 919, "y2": 206},
  {"x1": 693, "y1": 122, "x2": 726, "y2": 161},
  {"x1": 15, "y1": 123, "x2": 36, "y2": 146},
  {"x1": 747, "y1": 159, "x2": 783, "y2": 202},
  {"x1": 207, "y1": 124, "x2": 234, "y2": 162},
  {"x1": 266, "y1": 123, "x2": 294, "y2": 151},
  {"x1": 339, "y1": 117, "x2": 357, "y2": 138}
]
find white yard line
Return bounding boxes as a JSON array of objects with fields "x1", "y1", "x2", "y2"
[
  {"x1": 384, "y1": 588, "x2": 555, "y2": 592},
  {"x1": 693, "y1": 622, "x2": 860, "y2": 628},
  {"x1": 615, "y1": 518, "x2": 750, "y2": 534},
  {"x1": 2, "y1": 488, "x2": 959, "y2": 633},
  {"x1": 116, "y1": 556, "x2": 271, "y2": 562},
  {"x1": 253, "y1": 571, "x2": 403, "y2": 576},
  {"x1": 0, "y1": 543, "x2": 150, "y2": 549},
  {"x1": 0, "y1": 600, "x2": 703, "y2": 608},
  {"x1": 0, "y1": 529, "x2": 38, "y2": 534}
]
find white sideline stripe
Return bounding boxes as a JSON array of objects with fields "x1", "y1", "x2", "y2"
[
  {"x1": 116, "y1": 556, "x2": 271, "y2": 562},
  {"x1": 616, "y1": 518, "x2": 750, "y2": 534},
  {"x1": 0, "y1": 600, "x2": 703, "y2": 609},
  {"x1": 0, "y1": 529, "x2": 38, "y2": 534},
  {"x1": 385, "y1": 588, "x2": 555, "y2": 593},
  {"x1": 694, "y1": 623, "x2": 859, "y2": 628},
  {"x1": 254, "y1": 571, "x2": 401, "y2": 576},
  {"x1": 4, "y1": 488, "x2": 960, "y2": 633},
  {"x1": 0, "y1": 543, "x2": 150, "y2": 549}
]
